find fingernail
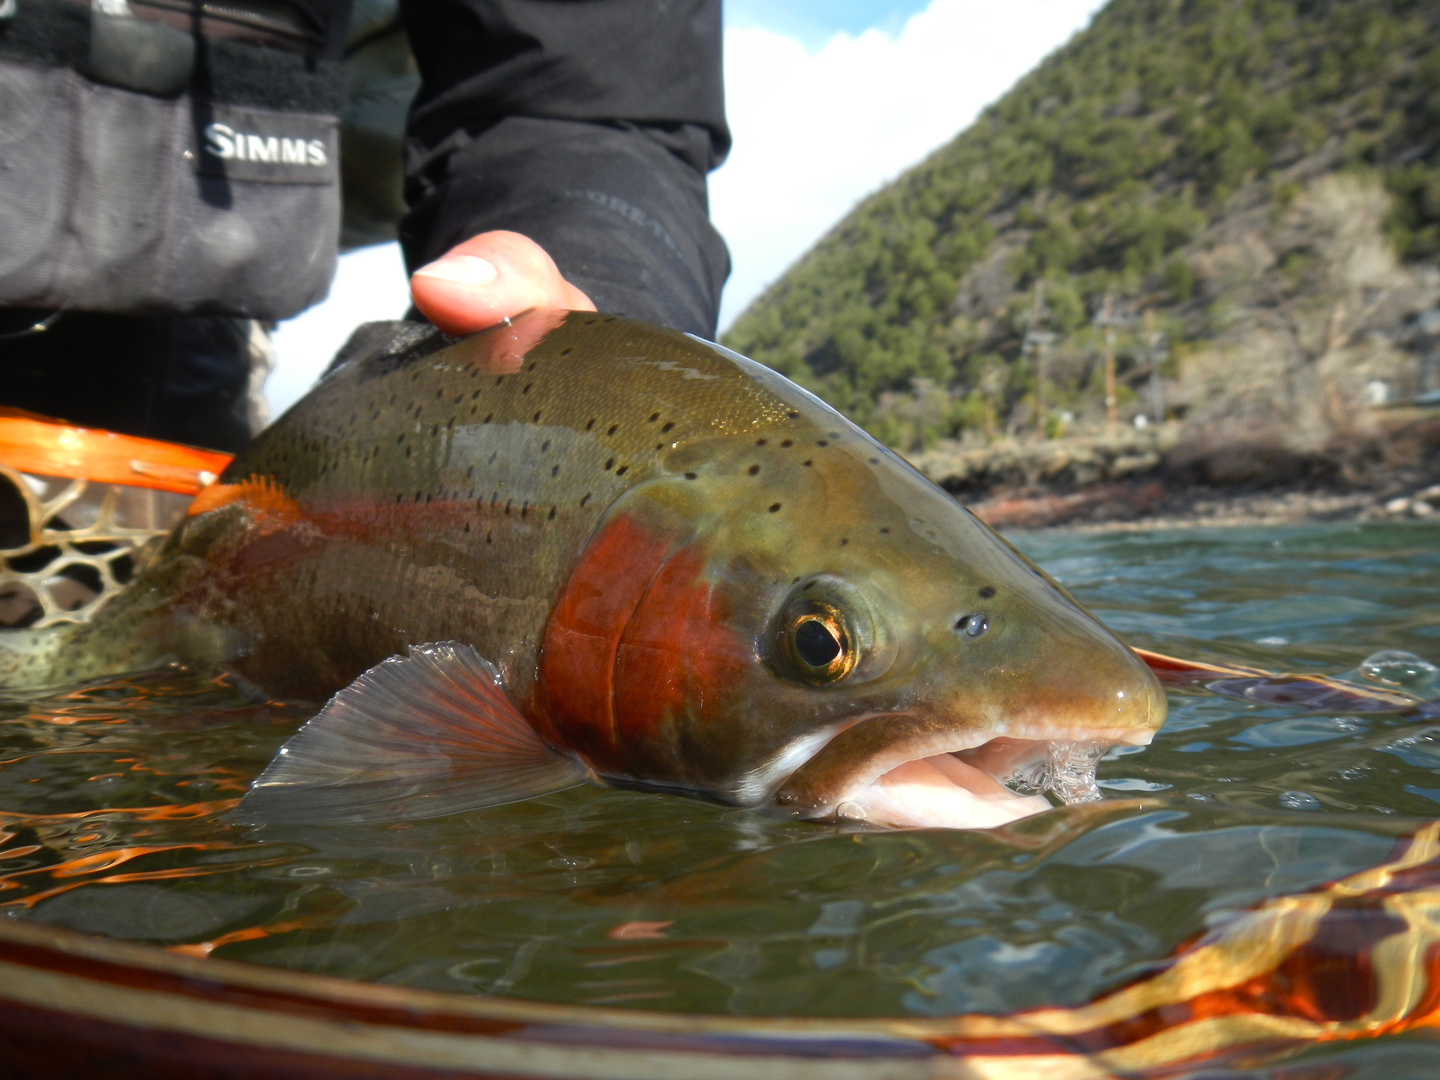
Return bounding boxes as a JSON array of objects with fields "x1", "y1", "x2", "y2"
[{"x1": 413, "y1": 254, "x2": 498, "y2": 287}]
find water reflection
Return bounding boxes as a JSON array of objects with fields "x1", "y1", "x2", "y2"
[{"x1": 1, "y1": 522, "x2": 1439, "y2": 1075}]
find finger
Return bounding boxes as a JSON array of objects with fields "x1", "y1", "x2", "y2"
[{"x1": 409, "y1": 231, "x2": 596, "y2": 335}]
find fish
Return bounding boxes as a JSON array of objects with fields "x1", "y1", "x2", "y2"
[{"x1": 0, "y1": 311, "x2": 1166, "y2": 829}]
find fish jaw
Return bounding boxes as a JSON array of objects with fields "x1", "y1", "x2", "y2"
[{"x1": 771, "y1": 714, "x2": 1158, "y2": 830}]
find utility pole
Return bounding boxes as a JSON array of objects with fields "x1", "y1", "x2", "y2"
[
  {"x1": 1022, "y1": 280, "x2": 1056, "y2": 439},
  {"x1": 1102, "y1": 292, "x2": 1117, "y2": 437},
  {"x1": 1144, "y1": 308, "x2": 1166, "y2": 425}
]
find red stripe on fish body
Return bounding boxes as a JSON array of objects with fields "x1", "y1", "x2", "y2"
[
  {"x1": 613, "y1": 542, "x2": 749, "y2": 749},
  {"x1": 534, "y1": 513, "x2": 680, "y2": 766},
  {"x1": 536, "y1": 508, "x2": 750, "y2": 779}
]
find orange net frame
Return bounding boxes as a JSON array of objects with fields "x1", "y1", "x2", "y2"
[{"x1": 0, "y1": 410, "x2": 234, "y2": 627}]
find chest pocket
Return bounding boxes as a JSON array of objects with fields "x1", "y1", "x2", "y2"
[{"x1": 0, "y1": 0, "x2": 345, "y2": 320}]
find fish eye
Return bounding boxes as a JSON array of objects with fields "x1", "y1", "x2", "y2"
[
  {"x1": 795, "y1": 614, "x2": 843, "y2": 668},
  {"x1": 772, "y1": 576, "x2": 892, "y2": 686},
  {"x1": 781, "y1": 603, "x2": 856, "y2": 683}
]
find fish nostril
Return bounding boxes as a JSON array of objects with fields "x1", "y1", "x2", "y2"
[{"x1": 955, "y1": 613, "x2": 989, "y2": 638}]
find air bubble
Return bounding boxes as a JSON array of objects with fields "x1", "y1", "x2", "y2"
[
  {"x1": 835, "y1": 801, "x2": 867, "y2": 823},
  {"x1": 1359, "y1": 650, "x2": 1439, "y2": 691},
  {"x1": 1047, "y1": 741, "x2": 1105, "y2": 805},
  {"x1": 1004, "y1": 759, "x2": 1051, "y2": 797},
  {"x1": 1003, "y1": 742, "x2": 1105, "y2": 804},
  {"x1": 1278, "y1": 790, "x2": 1320, "y2": 810}
]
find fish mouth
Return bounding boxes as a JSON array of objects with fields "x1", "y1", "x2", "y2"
[{"x1": 773, "y1": 718, "x2": 1155, "y2": 830}]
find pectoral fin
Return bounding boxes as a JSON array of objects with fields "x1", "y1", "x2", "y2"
[{"x1": 236, "y1": 642, "x2": 586, "y2": 825}]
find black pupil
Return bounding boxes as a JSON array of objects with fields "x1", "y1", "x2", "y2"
[{"x1": 795, "y1": 619, "x2": 841, "y2": 667}]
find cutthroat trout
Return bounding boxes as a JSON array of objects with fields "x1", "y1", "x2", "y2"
[{"x1": 1, "y1": 312, "x2": 1165, "y2": 829}]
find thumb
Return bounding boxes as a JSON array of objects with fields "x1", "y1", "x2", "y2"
[{"x1": 410, "y1": 231, "x2": 595, "y2": 335}]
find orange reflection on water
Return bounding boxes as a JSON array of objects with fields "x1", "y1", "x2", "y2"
[{"x1": 0, "y1": 799, "x2": 279, "y2": 910}]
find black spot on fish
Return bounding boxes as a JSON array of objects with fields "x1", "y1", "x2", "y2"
[
  {"x1": 828, "y1": 432, "x2": 839, "y2": 438},
  {"x1": 435, "y1": 389, "x2": 442, "y2": 399},
  {"x1": 786, "y1": 411, "x2": 800, "y2": 419},
  {"x1": 580, "y1": 493, "x2": 591, "y2": 506},
  {"x1": 404, "y1": 447, "x2": 411, "y2": 458},
  {"x1": 661, "y1": 422, "x2": 674, "y2": 433},
  {"x1": 472, "y1": 390, "x2": 481, "y2": 400},
  {"x1": 505, "y1": 499, "x2": 513, "y2": 514},
  {"x1": 781, "y1": 439, "x2": 793, "y2": 447},
  {"x1": 464, "y1": 522, "x2": 470, "y2": 533},
  {"x1": 487, "y1": 531, "x2": 493, "y2": 544},
  {"x1": 684, "y1": 472, "x2": 697, "y2": 480},
  {"x1": 979, "y1": 586, "x2": 996, "y2": 599},
  {"x1": 607, "y1": 424, "x2": 619, "y2": 436},
  {"x1": 803, "y1": 460, "x2": 813, "y2": 467},
  {"x1": 548, "y1": 507, "x2": 556, "y2": 520},
  {"x1": 839, "y1": 538, "x2": 849, "y2": 545},
  {"x1": 396, "y1": 433, "x2": 405, "y2": 443},
  {"x1": 560, "y1": 347, "x2": 572, "y2": 356},
  {"x1": 541, "y1": 440, "x2": 551, "y2": 452},
  {"x1": 466, "y1": 466, "x2": 474, "y2": 478},
  {"x1": 521, "y1": 503, "x2": 528, "y2": 517},
  {"x1": 769, "y1": 503, "x2": 781, "y2": 513},
  {"x1": 551, "y1": 464, "x2": 559, "y2": 477},
  {"x1": 816, "y1": 440, "x2": 829, "y2": 447},
  {"x1": 484, "y1": 413, "x2": 493, "y2": 423},
  {"x1": 649, "y1": 412, "x2": 660, "y2": 423},
  {"x1": 748, "y1": 464, "x2": 761, "y2": 476},
  {"x1": 495, "y1": 377, "x2": 504, "y2": 386},
  {"x1": 880, "y1": 527, "x2": 890, "y2": 534},
  {"x1": 756, "y1": 438, "x2": 767, "y2": 446},
  {"x1": 615, "y1": 465, "x2": 628, "y2": 476},
  {"x1": 523, "y1": 384, "x2": 532, "y2": 395},
  {"x1": 869, "y1": 458, "x2": 880, "y2": 465},
  {"x1": 604, "y1": 458, "x2": 615, "y2": 470},
  {"x1": 586, "y1": 419, "x2": 596, "y2": 431}
]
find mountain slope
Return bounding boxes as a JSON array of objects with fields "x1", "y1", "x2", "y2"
[{"x1": 721, "y1": 0, "x2": 1440, "y2": 475}]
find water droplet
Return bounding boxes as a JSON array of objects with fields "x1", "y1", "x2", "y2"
[
  {"x1": 1278, "y1": 790, "x2": 1320, "y2": 810},
  {"x1": 835, "y1": 801, "x2": 867, "y2": 822}
]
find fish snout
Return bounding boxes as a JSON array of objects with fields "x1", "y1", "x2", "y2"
[{"x1": 967, "y1": 626, "x2": 1167, "y2": 745}]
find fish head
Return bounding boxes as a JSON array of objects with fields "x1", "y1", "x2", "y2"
[{"x1": 534, "y1": 347, "x2": 1165, "y2": 830}]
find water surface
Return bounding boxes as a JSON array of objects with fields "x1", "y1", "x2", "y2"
[{"x1": 3, "y1": 521, "x2": 1439, "y2": 1068}]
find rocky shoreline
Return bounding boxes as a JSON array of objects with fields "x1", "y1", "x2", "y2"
[{"x1": 909, "y1": 410, "x2": 1440, "y2": 531}]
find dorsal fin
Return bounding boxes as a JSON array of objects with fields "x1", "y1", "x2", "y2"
[{"x1": 235, "y1": 642, "x2": 586, "y2": 825}]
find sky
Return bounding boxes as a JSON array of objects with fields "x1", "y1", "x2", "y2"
[{"x1": 266, "y1": 0, "x2": 1108, "y2": 419}]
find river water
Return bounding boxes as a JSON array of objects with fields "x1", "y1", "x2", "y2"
[{"x1": 2, "y1": 521, "x2": 1439, "y2": 1070}]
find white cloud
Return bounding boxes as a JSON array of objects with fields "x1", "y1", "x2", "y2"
[
  {"x1": 712, "y1": 0, "x2": 1106, "y2": 330},
  {"x1": 267, "y1": 242, "x2": 411, "y2": 419},
  {"x1": 265, "y1": 0, "x2": 1106, "y2": 417}
]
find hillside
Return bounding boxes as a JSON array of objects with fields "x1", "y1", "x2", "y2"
[{"x1": 721, "y1": 0, "x2": 1440, "y2": 512}]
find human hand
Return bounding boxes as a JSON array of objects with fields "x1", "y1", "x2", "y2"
[{"x1": 409, "y1": 231, "x2": 595, "y2": 336}]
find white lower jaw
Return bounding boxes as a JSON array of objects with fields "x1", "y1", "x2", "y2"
[{"x1": 835, "y1": 753, "x2": 1053, "y2": 829}]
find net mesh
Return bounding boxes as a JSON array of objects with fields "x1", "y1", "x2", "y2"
[{"x1": 0, "y1": 466, "x2": 188, "y2": 628}]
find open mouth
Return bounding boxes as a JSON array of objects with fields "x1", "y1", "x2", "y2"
[{"x1": 821, "y1": 731, "x2": 1152, "y2": 830}]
